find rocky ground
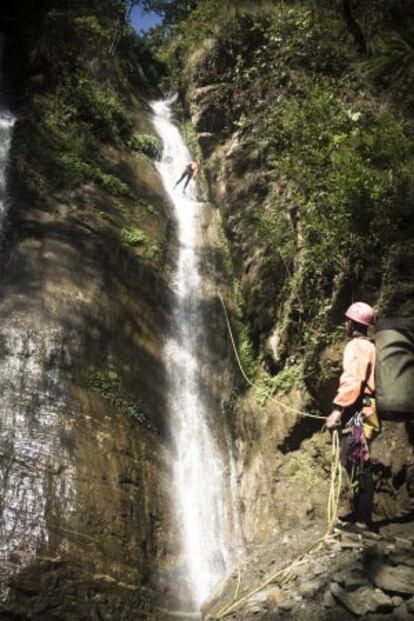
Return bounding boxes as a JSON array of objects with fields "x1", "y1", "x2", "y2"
[{"x1": 203, "y1": 509, "x2": 414, "y2": 621}]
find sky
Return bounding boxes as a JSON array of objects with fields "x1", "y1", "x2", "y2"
[{"x1": 129, "y1": 6, "x2": 163, "y2": 33}]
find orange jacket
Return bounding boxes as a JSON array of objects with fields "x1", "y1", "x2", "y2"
[{"x1": 333, "y1": 337, "x2": 375, "y2": 413}]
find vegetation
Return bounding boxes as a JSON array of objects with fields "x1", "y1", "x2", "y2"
[
  {"x1": 120, "y1": 226, "x2": 147, "y2": 245},
  {"x1": 9, "y1": 0, "x2": 164, "y2": 199},
  {"x1": 160, "y1": 0, "x2": 414, "y2": 389},
  {"x1": 129, "y1": 133, "x2": 162, "y2": 158},
  {"x1": 233, "y1": 281, "x2": 256, "y2": 384},
  {"x1": 255, "y1": 365, "x2": 304, "y2": 407},
  {"x1": 83, "y1": 370, "x2": 156, "y2": 431}
]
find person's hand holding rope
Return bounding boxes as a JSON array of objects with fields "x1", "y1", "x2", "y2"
[{"x1": 326, "y1": 408, "x2": 342, "y2": 429}]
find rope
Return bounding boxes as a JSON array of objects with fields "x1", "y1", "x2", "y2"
[
  {"x1": 217, "y1": 290, "x2": 325, "y2": 420},
  {"x1": 213, "y1": 291, "x2": 342, "y2": 619},
  {"x1": 201, "y1": 212, "x2": 342, "y2": 617},
  {"x1": 213, "y1": 430, "x2": 342, "y2": 619}
]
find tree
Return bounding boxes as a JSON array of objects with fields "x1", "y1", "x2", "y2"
[{"x1": 128, "y1": 0, "x2": 198, "y2": 24}]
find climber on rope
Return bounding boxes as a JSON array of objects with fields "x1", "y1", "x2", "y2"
[
  {"x1": 174, "y1": 160, "x2": 199, "y2": 193},
  {"x1": 326, "y1": 301, "x2": 380, "y2": 534}
]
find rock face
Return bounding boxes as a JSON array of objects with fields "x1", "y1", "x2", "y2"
[
  {"x1": 0, "y1": 10, "x2": 180, "y2": 619},
  {"x1": 204, "y1": 526, "x2": 414, "y2": 621},
  {"x1": 0, "y1": 163, "x2": 178, "y2": 619},
  {"x1": 180, "y1": 3, "x2": 414, "y2": 549},
  {"x1": 368, "y1": 558, "x2": 414, "y2": 595}
]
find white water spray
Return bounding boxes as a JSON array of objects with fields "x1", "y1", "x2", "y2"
[
  {"x1": 151, "y1": 97, "x2": 235, "y2": 609},
  {"x1": 0, "y1": 88, "x2": 15, "y2": 234}
]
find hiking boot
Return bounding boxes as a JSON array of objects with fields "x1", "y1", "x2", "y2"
[
  {"x1": 337, "y1": 512, "x2": 357, "y2": 524},
  {"x1": 335, "y1": 520, "x2": 380, "y2": 536},
  {"x1": 361, "y1": 521, "x2": 380, "y2": 535}
]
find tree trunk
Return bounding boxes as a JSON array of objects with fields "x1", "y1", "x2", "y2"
[{"x1": 342, "y1": 0, "x2": 368, "y2": 55}]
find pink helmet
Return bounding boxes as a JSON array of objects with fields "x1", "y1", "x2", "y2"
[{"x1": 345, "y1": 302, "x2": 374, "y2": 326}]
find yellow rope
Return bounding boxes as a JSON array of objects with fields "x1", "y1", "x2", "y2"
[
  {"x1": 213, "y1": 291, "x2": 342, "y2": 619},
  {"x1": 217, "y1": 291, "x2": 326, "y2": 421}
]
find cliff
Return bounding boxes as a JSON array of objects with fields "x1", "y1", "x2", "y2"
[
  {"x1": 0, "y1": 2, "x2": 180, "y2": 618},
  {"x1": 166, "y1": 1, "x2": 414, "y2": 618}
]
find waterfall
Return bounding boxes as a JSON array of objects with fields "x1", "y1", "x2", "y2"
[
  {"x1": 0, "y1": 83, "x2": 15, "y2": 235},
  {"x1": 151, "y1": 97, "x2": 236, "y2": 610}
]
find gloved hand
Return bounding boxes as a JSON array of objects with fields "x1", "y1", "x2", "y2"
[{"x1": 326, "y1": 409, "x2": 342, "y2": 429}]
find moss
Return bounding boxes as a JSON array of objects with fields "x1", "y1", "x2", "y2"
[
  {"x1": 120, "y1": 227, "x2": 147, "y2": 246},
  {"x1": 83, "y1": 370, "x2": 156, "y2": 431},
  {"x1": 255, "y1": 365, "x2": 303, "y2": 407},
  {"x1": 129, "y1": 133, "x2": 162, "y2": 159}
]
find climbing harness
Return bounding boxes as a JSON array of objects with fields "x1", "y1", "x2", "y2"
[{"x1": 344, "y1": 412, "x2": 369, "y2": 461}]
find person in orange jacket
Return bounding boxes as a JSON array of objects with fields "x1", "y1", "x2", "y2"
[{"x1": 326, "y1": 301, "x2": 379, "y2": 532}]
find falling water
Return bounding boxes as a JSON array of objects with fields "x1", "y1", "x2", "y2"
[
  {"x1": 151, "y1": 97, "x2": 235, "y2": 610},
  {"x1": 0, "y1": 83, "x2": 15, "y2": 235}
]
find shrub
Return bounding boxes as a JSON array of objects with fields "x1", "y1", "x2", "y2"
[
  {"x1": 83, "y1": 370, "x2": 156, "y2": 431},
  {"x1": 129, "y1": 133, "x2": 162, "y2": 159},
  {"x1": 57, "y1": 151, "x2": 132, "y2": 196},
  {"x1": 120, "y1": 227, "x2": 147, "y2": 245},
  {"x1": 255, "y1": 365, "x2": 303, "y2": 407},
  {"x1": 96, "y1": 172, "x2": 132, "y2": 197},
  {"x1": 59, "y1": 76, "x2": 132, "y2": 143}
]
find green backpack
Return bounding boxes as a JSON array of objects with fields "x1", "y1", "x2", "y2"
[{"x1": 374, "y1": 318, "x2": 414, "y2": 416}]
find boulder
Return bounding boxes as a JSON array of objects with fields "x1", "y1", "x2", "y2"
[
  {"x1": 190, "y1": 84, "x2": 226, "y2": 133},
  {"x1": 332, "y1": 584, "x2": 393, "y2": 616},
  {"x1": 299, "y1": 579, "x2": 323, "y2": 599},
  {"x1": 198, "y1": 132, "x2": 218, "y2": 157},
  {"x1": 368, "y1": 558, "x2": 414, "y2": 595},
  {"x1": 407, "y1": 597, "x2": 414, "y2": 613}
]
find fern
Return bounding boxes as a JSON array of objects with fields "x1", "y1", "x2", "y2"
[{"x1": 363, "y1": 22, "x2": 414, "y2": 87}]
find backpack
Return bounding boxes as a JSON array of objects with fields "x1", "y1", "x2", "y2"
[{"x1": 374, "y1": 318, "x2": 414, "y2": 416}]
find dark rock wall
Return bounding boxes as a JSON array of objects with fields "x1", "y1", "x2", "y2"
[{"x1": 0, "y1": 7, "x2": 178, "y2": 619}]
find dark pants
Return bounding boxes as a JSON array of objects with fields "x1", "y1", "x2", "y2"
[
  {"x1": 341, "y1": 435, "x2": 374, "y2": 522},
  {"x1": 175, "y1": 170, "x2": 193, "y2": 190}
]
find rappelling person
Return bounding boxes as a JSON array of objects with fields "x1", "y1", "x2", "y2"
[
  {"x1": 174, "y1": 161, "x2": 199, "y2": 192},
  {"x1": 326, "y1": 301, "x2": 380, "y2": 533}
]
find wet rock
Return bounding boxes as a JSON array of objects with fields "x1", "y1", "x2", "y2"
[
  {"x1": 368, "y1": 558, "x2": 414, "y2": 594},
  {"x1": 331, "y1": 584, "x2": 393, "y2": 616}
]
